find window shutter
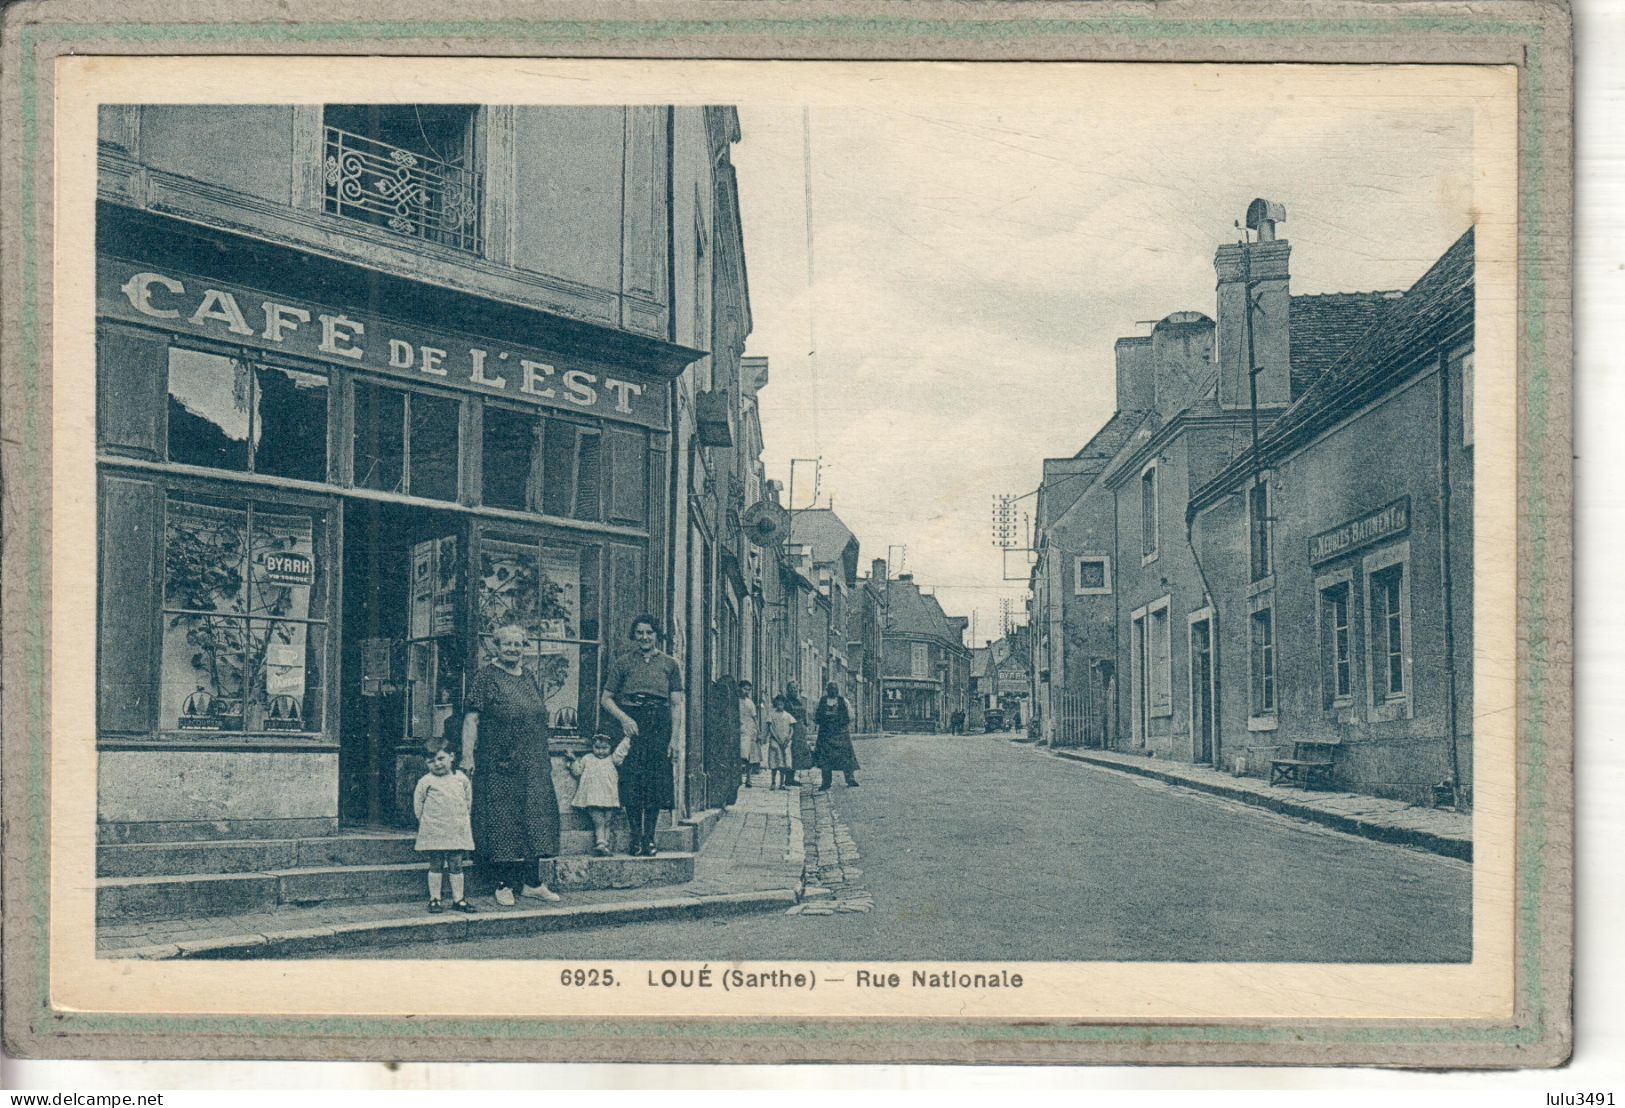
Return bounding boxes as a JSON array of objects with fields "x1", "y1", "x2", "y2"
[
  {"x1": 574, "y1": 430, "x2": 602, "y2": 520},
  {"x1": 99, "y1": 475, "x2": 160, "y2": 734}
]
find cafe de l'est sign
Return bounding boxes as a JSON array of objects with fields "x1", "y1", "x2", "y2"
[{"x1": 101, "y1": 259, "x2": 667, "y2": 430}]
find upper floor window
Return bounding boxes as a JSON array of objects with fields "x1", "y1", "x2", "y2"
[
  {"x1": 1140, "y1": 463, "x2": 1160, "y2": 561},
  {"x1": 323, "y1": 105, "x2": 483, "y2": 254},
  {"x1": 1248, "y1": 480, "x2": 1273, "y2": 582},
  {"x1": 912, "y1": 642, "x2": 930, "y2": 678}
]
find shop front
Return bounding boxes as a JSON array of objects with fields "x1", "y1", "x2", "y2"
[
  {"x1": 96, "y1": 234, "x2": 686, "y2": 842},
  {"x1": 881, "y1": 680, "x2": 941, "y2": 734}
]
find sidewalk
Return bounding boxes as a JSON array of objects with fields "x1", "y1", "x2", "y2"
[
  {"x1": 99, "y1": 782, "x2": 806, "y2": 959},
  {"x1": 1048, "y1": 747, "x2": 1472, "y2": 861}
]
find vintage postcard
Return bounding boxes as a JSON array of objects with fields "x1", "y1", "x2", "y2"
[{"x1": 0, "y1": 0, "x2": 1572, "y2": 1066}]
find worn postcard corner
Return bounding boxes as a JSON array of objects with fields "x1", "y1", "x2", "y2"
[{"x1": 0, "y1": 0, "x2": 1573, "y2": 1068}]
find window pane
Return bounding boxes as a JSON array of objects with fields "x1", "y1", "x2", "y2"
[
  {"x1": 542, "y1": 419, "x2": 577, "y2": 518},
  {"x1": 164, "y1": 499, "x2": 247, "y2": 614},
  {"x1": 250, "y1": 620, "x2": 326, "y2": 733},
  {"x1": 353, "y1": 381, "x2": 405, "y2": 493},
  {"x1": 408, "y1": 392, "x2": 460, "y2": 501},
  {"x1": 574, "y1": 431, "x2": 602, "y2": 520},
  {"x1": 482, "y1": 406, "x2": 539, "y2": 511},
  {"x1": 160, "y1": 614, "x2": 248, "y2": 732},
  {"x1": 1078, "y1": 559, "x2": 1106, "y2": 590},
  {"x1": 168, "y1": 348, "x2": 250, "y2": 471},
  {"x1": 253, "y1": 364, "x2": 328, "y2": 482},
  {"x1": 249, "y1": 507, "x2": 320, "y2": 621}
]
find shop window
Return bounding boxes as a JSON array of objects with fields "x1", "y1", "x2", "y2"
[
  {"x1": 1250, "y1": 606, "x2": 1276, "y2": 716},
  {"x1": 323, "y1": 105, "x2": 483, "y2": 253},
  {"x1": 1319, "y1": 579, "x2": 1354, "y2": 708},
  {"x1": 1249, "y1": 480, "x2": 1272, "y2": 582},
  {"x1": 1074, "y1": 556, "x2": 1111, "y2": 595},
  {"x1": 167, "y1": 347, "x2": 328, "y2": 480},
  {"x1": 159, "y1": 495, "x2": 328, "y2": 734},
  {"x1": 1369, "y1": 563, "x2": 1407, "y2": 701},
  {"x1": 1140, "y1": 464, "x2": 1159, "y2": 561},
  {"x1": 352, "y1": 380, "x2": 460, "y2": 502},
  {"x1": 476, "y1": 536, "x2": 600, "y2": 738}
]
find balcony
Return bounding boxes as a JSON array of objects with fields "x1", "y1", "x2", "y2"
[{"x1": 323, "y1": 124, "x2": 483, "y2": 254}]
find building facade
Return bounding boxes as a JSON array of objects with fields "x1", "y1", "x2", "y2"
[
  {"x1": 1027, "y1": 201, "x2": 1472, "y2": 803},
  {"x1": 874, "y1": 566, "x2": 972, "y2": 733},
  {"x1": 95, "y1": 104, "x2": 738, "y2": 841}
]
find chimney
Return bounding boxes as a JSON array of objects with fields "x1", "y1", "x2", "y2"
[
  {"x1": 871, "y1": 558, "x2": 887, "y2": 585},
  {"x1": 1114, "y1": 336, "x2": 1155, "y2": 411},
  {"x1": 1215, "y1": 199, "x2": 1291, "y2": 411},
  {"x1": 1149, "y1": 312, "x2": 1215, "y2": 417}
]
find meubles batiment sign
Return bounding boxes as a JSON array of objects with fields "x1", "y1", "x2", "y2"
[
  {"x1": 1308, "y1": 497, "x2": 1410, "y2": 566},
  {"x1": 98, "y1": 258, "x2": 668, "y2": 429}
]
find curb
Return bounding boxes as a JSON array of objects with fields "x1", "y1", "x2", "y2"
[
  {"x1": 110, "y1": 887, "x2": 801, "y2": 960},
  {"x1": 1051, "y1": 749, "x2": 1472, "y2": 862}
]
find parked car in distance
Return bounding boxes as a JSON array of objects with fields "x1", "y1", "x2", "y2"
[{"x1": 983, "y1": 708, "x2": 1006, "y2": 732}]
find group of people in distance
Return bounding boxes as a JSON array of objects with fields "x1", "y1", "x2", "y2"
[
  {"x1": 409, "y1": 613, "x2": 684, "y2": 915},
  {"x1": 736, "y1": 678, "x2": 860, "y2": 793},
  {"x1": 408, "y1": 614, "x2": 859, "y2": 916}
]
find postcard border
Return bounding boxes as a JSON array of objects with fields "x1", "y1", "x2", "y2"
[{"x1": 0, "y1": 0, "x2": 1574, "y2": 1066}]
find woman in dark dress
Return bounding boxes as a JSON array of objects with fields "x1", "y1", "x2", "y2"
[
  {"x1": 600, "y1": 615, "x2": 684, "y2": 856},
  {"x1": 461, "y1": 624, "x2": 561, "y2": 906},
  {"x1": 813, "y1": 681, "x2": 860, "y2": 791},
  {"x1": 783, "y1": 682, "x2": 812, "y2": 786}
]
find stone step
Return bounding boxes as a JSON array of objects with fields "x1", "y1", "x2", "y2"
[
  {"x1": 97, "y1": 853, "x2": 696, "y2": 923},
  {"x1": 98, "y1": 833, "x2": 421, "y2": 878}
]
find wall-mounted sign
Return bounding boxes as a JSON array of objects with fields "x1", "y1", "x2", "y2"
[
  {"x1": 98, "y1": 258, "x2": 670, "y2": 430},
  {"x1": 263, "y1": 552, "x2": 315, "y2": 587},
  {"x1": 1309, "y1": 497, "x2": 1410, "y2": 566}
]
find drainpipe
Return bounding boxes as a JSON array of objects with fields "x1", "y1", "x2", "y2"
[{"x1": 1436, "y1": 345, "x2": 1463, "y2": 802}]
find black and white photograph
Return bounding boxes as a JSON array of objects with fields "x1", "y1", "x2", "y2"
[
  {"x1": 86, "y1": 70, "x2": 1500, "y2": 971},
  {"x1": 3, "y1": 25, "x2": 1566, "y2": 1062}
]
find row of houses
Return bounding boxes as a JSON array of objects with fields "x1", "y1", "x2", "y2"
[
  {"x1": 1028, "y1": 201, "x2": 1474, "y2": 806},
  {"x1": 93, "y1": 103, "x2": 976, "y2": 851}
]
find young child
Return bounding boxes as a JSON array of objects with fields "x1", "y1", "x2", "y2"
[
  {"x1": 413, "y1": 748, "x2": 477, "y2": 914},
  {"x1": 571, "y1": 733, "x2": 629, "y2": 855},
  {"x1": 765, "y1": 695, "x2": 795, "y2": 790},
  {"x1": 738, "y1": 680, "x2": 759, "y2": 788}
]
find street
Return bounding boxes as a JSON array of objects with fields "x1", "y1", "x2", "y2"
[{"x1": 361, "y1": 731, "x2": 1471, "y2": 962}]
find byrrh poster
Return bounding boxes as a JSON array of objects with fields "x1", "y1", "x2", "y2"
[{"x1": 0, "y1": 0, "x2": 1572, "y2": 1069}]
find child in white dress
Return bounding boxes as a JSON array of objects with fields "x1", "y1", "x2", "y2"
[
  {"x1": 414, "y1": 749, "x2": 476, "y2": 914},
  {"x1": 571, "y1": 733, "x2": 630, "y2": 855}
]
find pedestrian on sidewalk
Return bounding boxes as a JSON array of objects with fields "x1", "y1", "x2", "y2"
[
  {"x1": 738, "y1": 679, "x2": 760, "y2": 788},
  {"x1": 413, "y1": 748, "x2": 478, "y2": 914},
  {"x1": 784, "y1": 682, "x2": 813, "y2": 786},
  {"x1": 814, "y1": 681, "x2": 860, "y2": 791},
  {"x1": 570, "y1": 733, "x2": 629, "y2": 855},
  {"x1": 765, "y1": 695, "x2": 795, "y2": 789},
  {"x1": 463, "y1": 624, "x2": 562, "y2": 908},
  {"x1": 601, "y1": 614, "x2": 684, "y2": 857}
]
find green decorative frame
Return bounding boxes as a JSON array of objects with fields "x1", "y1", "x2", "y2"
[{"x1": 0, "y1": 0, "x2": 1572, "y2": 1065}]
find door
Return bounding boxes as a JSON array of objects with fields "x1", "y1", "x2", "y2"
[
  {"x1": 1190, "y1": 617, "x2": 1216, "y2": 764},
  {"x1": 340, "y1": 502, "x2": 467, "y2": 827}
]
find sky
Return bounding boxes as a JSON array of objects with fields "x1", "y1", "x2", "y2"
[{"x1": 730, "y1": 67, "x2": 1481, "y2": 647}]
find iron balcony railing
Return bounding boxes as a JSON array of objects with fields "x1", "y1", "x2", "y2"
[{"x1": 323, "y1": 126, "x2": 483, "y2": 253}]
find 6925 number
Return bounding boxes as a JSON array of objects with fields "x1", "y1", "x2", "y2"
[{"x1": 560, "y1": 967, "x2": 617, "y2": 987}]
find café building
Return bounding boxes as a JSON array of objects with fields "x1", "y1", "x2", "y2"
[{"x1": 95, "y1": 204, "x2": 696, "y2": 841}]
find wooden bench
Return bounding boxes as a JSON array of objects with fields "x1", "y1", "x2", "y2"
[{"x1": 1269, "y1": 739, "x2": 1341, "y2": 790}]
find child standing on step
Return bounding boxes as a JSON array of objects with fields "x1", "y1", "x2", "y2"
[
  {"x1": 414, "y1": 748, "x2": 477, "y2": 914},
  {"x1": 571, "y1": 733, "x2": 629, "y2": 855},
  {"x1": 765, "y1": 695, "x2": 795, "y2": 789}
]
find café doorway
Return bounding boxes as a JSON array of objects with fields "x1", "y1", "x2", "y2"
[{"x1": 338, "y1": 500, "x2": 470, "y2": 828}]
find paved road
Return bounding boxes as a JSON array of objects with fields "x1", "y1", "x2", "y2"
[{"x1": 365, "y1": 731, "x2": 1471, "y2": 962}]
